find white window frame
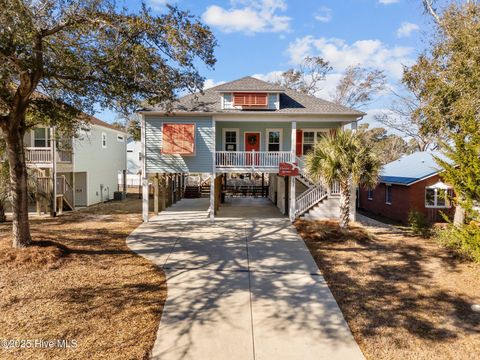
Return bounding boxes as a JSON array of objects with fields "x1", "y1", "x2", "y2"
[
  {"x1": 101, "y1": 132, "x2": 107, "y2": 149},
  {"x1": 266, "y1": 128, "x2": 283, "y2": 152},
  {"x1": 222, "y1": 128, "x2": 239, "y2": 151},
  {"x1": 33, "y1": 127, "x2": 51, "y2": 148},
  {"x1": 385, "y1": 184, "x2": 392, "y2": 205},
  {"x1": 425, "y1": 188, "x2": 453, "y2": 209},
  {"x1": 367, "y1": 188, "x2": 373, "y2": 200},
  {"x1": 302, "y1": 129, "x2": 329, "y2": 154}
]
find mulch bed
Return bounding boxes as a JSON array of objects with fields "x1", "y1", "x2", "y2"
[
  {"x1": 0, "y1": 197, "x2": 166, "y2": 360},
  {"x1": 295, "y1": 219, "x2": 480, "y2": 360}
]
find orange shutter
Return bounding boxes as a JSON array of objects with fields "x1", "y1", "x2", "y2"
[
  {"x1": 233, "y1": 93, "x2": 268, "y2": 106},
  {"x1": 162, "y1": 123, "x2": 195, "y2": 155}
]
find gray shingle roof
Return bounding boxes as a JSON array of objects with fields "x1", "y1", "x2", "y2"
[
  {"x1": 144, "y1": 76, "x2": 364, "y2": 116},
  {"x1": 214, "y1": 76, "x2": 285, "y2": 92}
]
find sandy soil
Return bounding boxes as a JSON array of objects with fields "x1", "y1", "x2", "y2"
[{"x1": 0, "y1": 197, "x2": 166, "y2": 360}]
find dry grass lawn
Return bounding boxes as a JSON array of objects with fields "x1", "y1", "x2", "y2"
[
  {"x1": 295, "y1": 219, "x2": 480, "y2": 360},
  {"x1": 0, "y1": 197, "x2": 166, "y2": 360}
]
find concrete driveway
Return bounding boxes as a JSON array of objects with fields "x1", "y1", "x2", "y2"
[{"x1": 127, "y1": 197, "x2": 364, "y2": 360}]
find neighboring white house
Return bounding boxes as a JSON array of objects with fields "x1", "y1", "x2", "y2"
[
  {"x1": 25, "y1": 116, "x2": 127, "y2": 211},
  {"x1": 127, "y1": 140, "x2": 142, "y2": 174}
]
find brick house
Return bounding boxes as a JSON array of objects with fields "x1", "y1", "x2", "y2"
[{"x1": 358, "y1": 152, "x2": 454, "y2": 224}]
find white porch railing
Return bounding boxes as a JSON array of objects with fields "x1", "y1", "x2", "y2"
[
  {"x1": 25, "y1": 147, "x2": 72, "y2": 164},
  {"x1": 295, "y1": 183, "x2": 329, "y2": 216},
  {"x1": 216, "y1": 151, "x2": 292, "y2": 169}
]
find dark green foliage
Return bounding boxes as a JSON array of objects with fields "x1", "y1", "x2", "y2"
[
  {"x1": 408, "y1": 210, "x2": 431, "y2": 238},
  {"x1": 403, "y1": 3, "x2": 480, "y2": 221},
  {"x1": 436, "y1": 222, "x2": 480, "y2": 263}
]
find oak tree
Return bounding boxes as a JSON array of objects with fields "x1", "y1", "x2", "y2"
[{"x1": 0, "y1": 0, "x2": 216, "y2": 247}]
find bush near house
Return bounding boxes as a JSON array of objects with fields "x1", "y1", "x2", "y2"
[
  {"x1": 408, "y1": 210, "x2": 431, "y2": 237},
  {"x1": 436, "y1": 222, "x2": 480, "y2": 263}
]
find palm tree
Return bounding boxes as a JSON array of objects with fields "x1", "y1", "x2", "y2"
[{"x1": 305, "y1": 129, "x2": 380, "y2": 229}]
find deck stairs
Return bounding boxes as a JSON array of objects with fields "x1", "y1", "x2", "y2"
[{"x1": 294, "y1": 156, "x2": 340, "y2": 218}]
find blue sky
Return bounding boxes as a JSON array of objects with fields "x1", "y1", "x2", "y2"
[{"x1": 98, "y1": 0, "x2": 433, "y2": 127}]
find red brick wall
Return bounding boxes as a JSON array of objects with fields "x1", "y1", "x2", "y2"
[{"x1": 359, "y1": 174, "x2": 454, "y2": 224}]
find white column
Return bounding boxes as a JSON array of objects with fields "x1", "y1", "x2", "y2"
[
  {"x1": 289, "y1": 121, "x2": 296, "y2": 222},
  {"x1": 210, "y1": 119, "x2": 216, "y2": 221},
  {"x1": 141, "y1": 114, "x2": 149, "y2": 222},
  {"x1": 51, "y1": 126, "x2": 57, "y2": 217},
  {"x1": 210, "y1": 173, "x2": 215, "y2": 221}
]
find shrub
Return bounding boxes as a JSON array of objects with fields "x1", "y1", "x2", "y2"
[
  {"x1": 408, "y1": 210, "x2": 431, "y2": 237},
  {"x1": 436, "y1": 222, "x2": 480, "y2": 263}
]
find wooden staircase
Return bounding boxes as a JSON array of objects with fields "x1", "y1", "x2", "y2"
[
  {"x1": 294, "y1": 156, "x2": 340, "y2": 218},
  {"x1": 200, "y1": 177, "x2": 211, "y2": 198}
]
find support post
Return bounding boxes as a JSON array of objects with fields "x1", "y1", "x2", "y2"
[
  {"x1": 160, "y1": 175, "x2": 166, "y2": 211},
  {"x1": 154, "y1": 173, "x2": 159, "y2": 214},
  {"x1": 289, "y1": 121, "x2": 297, "y2": 221},
  {"x1": 210, "y1": 117, "x2": 216, "y2": 221},
  {"x1": 50, "y1": 127, "x2": 57, "y2": 217},
  {"x1": 210, "y1": 173, "x2": 215, "y2": 221},
  {"x1": 122, "y1": 169, "x2": 127, "y2": 194},
  {"x1": 141, "y1": 114, "x2": 149, "y2": 222}
]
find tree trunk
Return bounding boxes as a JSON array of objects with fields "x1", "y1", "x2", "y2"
[
  {"x1": 339, "y1": 181, "x2": 351, "y2": 230},
  {"x1": 5, "y1": 124, "x2": 32, "y2": 248},
  {"x1": 453, "y1": 204, "x2": 466, "y2": 226},
  {"x1": 0, "y1": 200, "x2": 6, "y2": 223}
]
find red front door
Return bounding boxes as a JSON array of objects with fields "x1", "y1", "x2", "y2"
[{"x1": 245, "y1": 132, "x2": 260, "y2": 165}]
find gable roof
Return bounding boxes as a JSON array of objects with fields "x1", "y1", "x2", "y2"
[
  {"x1": 88, "y1": 115, "x2": 127, "y2": 133},
  {"x1": 379, "y1": 151, "x2": 450, "y2": 185},
  {"x1": 143, "y1": 76, "x2": 365, "y2": 116},
  {"x1": 215, "y1": 76, "x2": 285, "y2": 92}
]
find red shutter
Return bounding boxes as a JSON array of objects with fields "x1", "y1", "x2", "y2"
[
  {"x1": 233, "y1": 93, "x2": 268, "y2": 107},
  {"x1": 296, "y1": 130, "x2": 303, "y2": 156},
  {"x1": 162, "y1": 123, "x2": 195, "y2": 155}
]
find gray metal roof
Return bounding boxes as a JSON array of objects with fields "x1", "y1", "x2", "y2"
[
  {"x1": 143, "y1": 76, "x2": 365, "y2": 116},
  {"x1": 379, "y1": 151, "x2": 450, "y2": 185}
]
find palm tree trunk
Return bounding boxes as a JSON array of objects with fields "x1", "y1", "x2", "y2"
[
  {"x1": 5, "y1": 123, "x2": 32, "y2": 248},
  {"x1": 339, "y1": 181, "x2": 351, "y2": 230}
]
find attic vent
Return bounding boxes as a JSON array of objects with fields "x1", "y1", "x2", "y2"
[{"x1": 233, "y1": 92, "x2": 268, "y2": 107}]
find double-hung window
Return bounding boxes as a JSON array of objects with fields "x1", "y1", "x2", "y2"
[
  {"x1": 367, "y1": 188, "x2": 373, "y2": 200},
  {"x1": 266, "y1": 129, "x2": 282, "y2": 152},
  {"x1": 302, "y1": 130, "x2": 326, "y2": 154},
  {"x1": 223, "y1": 129, "x2": 238, "y2": 151},
  {"x1": 102, "y1": 132, "x2": 107, "y2": 149},
  {"x1": 385, "y1": 185, "x2": 392, "y2": 205},
  {"x1": 34, "y1": 128, "x2": 51, "y2": 148}
]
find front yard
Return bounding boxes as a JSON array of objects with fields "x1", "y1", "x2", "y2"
[
  {"x1": 0, "y1": 197, "x2": 166, "y2": 360},
  {"x1": 295, "y1": 218, "x2": 480, "y2": 360}
]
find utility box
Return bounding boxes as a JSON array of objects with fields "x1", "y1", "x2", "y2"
[{"x1": 113, "y1": 191, "x2": 126, "y2": 201}]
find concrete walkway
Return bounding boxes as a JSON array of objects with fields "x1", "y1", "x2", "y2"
[{"x1": 127, "y1": 197, "x2": 364, "y2": 360}]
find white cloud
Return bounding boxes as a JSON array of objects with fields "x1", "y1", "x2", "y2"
[
  {"x1": 396, "y1": 22, "x2": 420, "y2": 38},
  {"x1": 202, "y1": 0, "x2": 291, "y2": 34},
  {"x1": 378, "y1": 0, "x2": 400, "y2": 4},
  {"x1": 314, "y1": 6, "x2": 332, "y2": 23},
  {"x1": 285, "y1": 36, "x2": 414, "y2": 79},
  {"x1": 203, "y1": 79, "x2": 226, "y2": 90}
]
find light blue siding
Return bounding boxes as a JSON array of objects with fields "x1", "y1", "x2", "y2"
[
  {"x1": 145, "y1": 116, "x2": 213, "y2": 174},
  {"x1": 216, "y1": 121, "x2": 343, "y2": 152}
]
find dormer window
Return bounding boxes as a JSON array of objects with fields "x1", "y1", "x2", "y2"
[{"x1": 233, "y1": 92, "x2": 268, "y2": 107}]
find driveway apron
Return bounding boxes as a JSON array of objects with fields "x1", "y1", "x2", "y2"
[{"x1": 127, "y1": 198, "x2": 364, "y2": 360}]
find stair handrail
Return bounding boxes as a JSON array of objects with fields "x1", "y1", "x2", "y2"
[{"x1": 295, "y1": 182, "x2": 329, "y2": 216}]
